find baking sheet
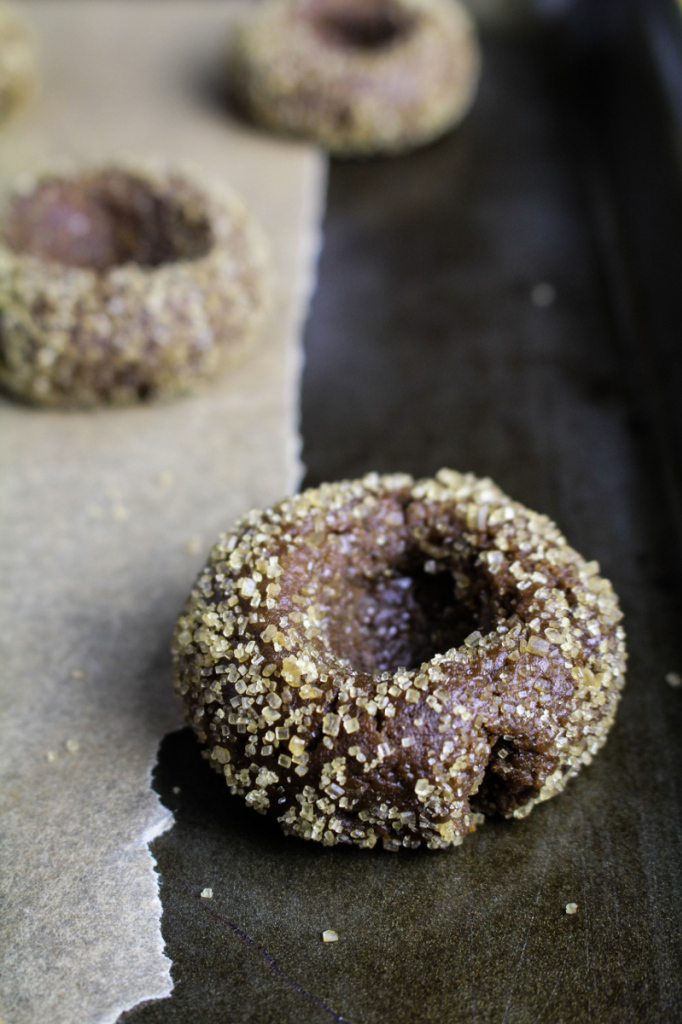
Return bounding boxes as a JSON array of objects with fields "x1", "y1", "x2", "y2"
[
  {"x1": 123, "y1": 6, "x2": 682, "y2": 1024},
  {"x1": 0, "y1": 3, "x2": 326, "y2": 1023}
]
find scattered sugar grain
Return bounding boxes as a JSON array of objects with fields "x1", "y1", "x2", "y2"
[
  {"x1": 186, "y1": 535, "x2": 203, "y2": 555},
  {"x1": 665, "y1": 672, "x2": 682, "y2": 689},
  {"x1": 157, "y1": 470, "x2": 174, "y2": 488},
  {"x1": 172, "y1": 786, "x2": 181, "y2": 795},
  {"x1": 46, "y1": 750, "x2": 57, "y2": 763},
  {"x1": 70, "y1": 669, "x2": 84, "y2": 680},
  {"x1": 65, "y1": 738, "x2": 80, "y2": 754},
  {"x1": 200, "y1": 888, "x2": 213, "y2": 899},
  {"x1": 322, "y1": 930, "x2": 338, "y2": 943},
  {"x1": 565, "y1": 902, "x2": 578, "y2": 915}
]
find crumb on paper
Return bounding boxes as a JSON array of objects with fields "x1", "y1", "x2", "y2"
[
  {"x1": 531, "y1": 282, "x2": 556, "y2": 308},
  {"x1": 665, "y1": 672, "x2": 682, "y2": 689},
  {"x1": 565, "y1": 902, "x2": 578, "y2": 915},
  {"x1": 65, "y1": 738, "x2": 80, "y2": 754},
  {"x1": 322, "y1": 929, "x2": 338, "y2": 943},
  {"x1": 71, "y1": 669, "x2": 84, "y2": 680},
  {"x1": 186, "y1": 535, "x2": 203, "y2": 555},
  {"x1": 157, "y1": 470, "x2": 174, "y2": 488},
  {"x1": 200, "y1": 888, "x2": 213, "y2": 899}
]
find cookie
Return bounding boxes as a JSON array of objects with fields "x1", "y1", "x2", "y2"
[
  {"x1": 229, "y1": 0, "x2": 480, "y2": 156},
  {"x1": 0, "y1": 163, "x2": 269, "y2": 406},
  {"x1": 173, "y1": 471, "x2": 627, "y2": 851}
]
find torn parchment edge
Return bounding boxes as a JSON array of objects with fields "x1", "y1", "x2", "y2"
[
  {"x1": 133, "y1": 791, "x2": 177, "y2": 1013},
  {"x1": 125, "y1": 152, "x2": 329, "y2": 1021},
  {"x1": 283, "y1": 150, "x2": 328, "y2": 497}
]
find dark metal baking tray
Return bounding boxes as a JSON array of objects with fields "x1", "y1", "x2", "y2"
[{"x1": 122, "y1": 1, "x2": 682, "y2": 1020}]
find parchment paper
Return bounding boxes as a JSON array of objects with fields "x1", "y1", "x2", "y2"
[{"x1": 0, "y1": 4, "x2": 326, "y2": 1023}]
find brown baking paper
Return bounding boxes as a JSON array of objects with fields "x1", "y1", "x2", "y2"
[{"x1": 0, "y1": 3, "x2": 326, "y2": 1022}]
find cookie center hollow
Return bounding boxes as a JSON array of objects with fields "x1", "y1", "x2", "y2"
[
  {"x1": 306, "y1": 508, "x2": 515, "y2": 675},
  {"x1": 3, "y1": 170, "x2": 213, "y2": 271},
  {"x1": 326, "y1": 562, "x2": 480, "y2": 674},
  {"x1": 310, "y1": 0, "x2": 415, "y2": 50}
]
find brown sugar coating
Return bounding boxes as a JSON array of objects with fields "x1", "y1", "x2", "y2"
[
  {"x1": 0, "y1": 3, "x2": 37, "y2": 126},
  {"x1": 0, "y1": 164, "x2": 269, "y2": 406},
  {"x1": 228, "y1": 0, "x2": 481, "y2": 156},
  {"x1": 173, "y1": 471, "x2": 627, "y2": 851}
]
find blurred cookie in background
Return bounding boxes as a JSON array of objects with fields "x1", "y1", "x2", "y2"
[
  {"x1": 228, "y1": 0, "x2": 481, "y2": 156},
  {"x1": 0, "y1": 161, "x2": 270, "y2": 406}
]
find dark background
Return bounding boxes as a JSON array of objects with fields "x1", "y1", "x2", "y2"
[{"x1": 122, "y1": 1, "x2": 682, "y2": 1020}]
